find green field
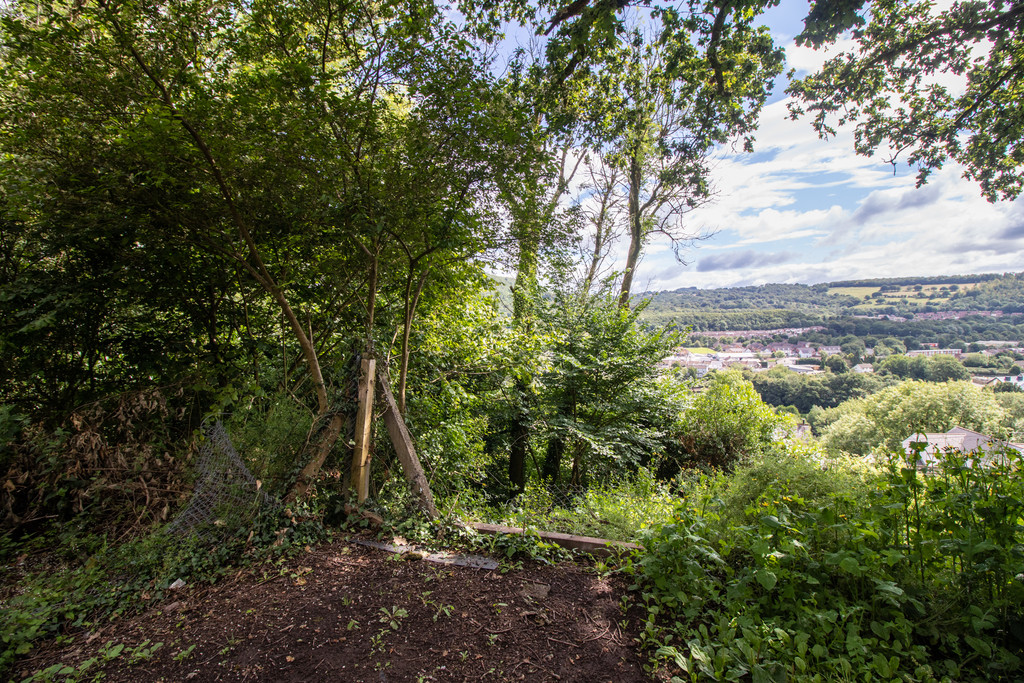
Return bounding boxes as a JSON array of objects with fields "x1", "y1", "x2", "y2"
[
  {"x1": 828, "y1": 286, "x2": 878, "y2": 298},
  {"x1": 834, "y1": 281, "x2": 988, "y2": 311}
]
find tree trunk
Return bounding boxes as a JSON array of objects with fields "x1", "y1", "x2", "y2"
[
  {"x1": 349, "y1": 357, "x2": 377, "y2": 501},
  {"x1": 508, "y1": 228, "x2": 539, "y2": 491},
  {"x1": 283, "y1": 412, "x2": 348, "y2": 504},
  {"x1": 543, "y1": 435, "x2": 564, "y2": 485},
  {"x1": 582, "y1": 164, "x2": 619, "y2": 295},
  {"x1": 398, "y1": 267, "x2": 430, "y2": 415},
  {"x1": 618, "y1": 153, "x2": 644, "y2": 308}
]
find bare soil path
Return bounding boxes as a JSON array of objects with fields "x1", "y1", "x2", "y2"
[{"x1": 20, "y1": 538, "x2": 653, "y2": 682}]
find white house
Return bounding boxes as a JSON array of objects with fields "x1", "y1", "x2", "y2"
[
  {"x1": 906, "y1": 348, "x2": 962, "y2": 358},
  {"x1": 901, "y1": 427, "x2": 1022, "y2": 470}
]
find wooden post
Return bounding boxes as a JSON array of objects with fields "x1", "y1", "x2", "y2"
[
  {"x1": 350, "y1": 357, "x2": 377, "y2": 501},
  {"x1": 377, "y1": 366, "x2": 439, "y2": 519}
]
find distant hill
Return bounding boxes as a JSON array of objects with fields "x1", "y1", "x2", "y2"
[{"x1": 638, "y1": 272, "x2": 1024, "y2": 330}]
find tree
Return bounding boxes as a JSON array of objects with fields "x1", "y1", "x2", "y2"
[
  {"x1": 494, "y1": 58, "x2": 587, "y2": 491},
  {"x1": 789, "y1": 0, "x2": 1024, "y2": 201},
  {"x1": 0, "y1": 0, "x2": 518, "y2": 505},
  {"x1": 537, "y1": 275, "x2": 678, "y2": 488},
  {"x1": 588, "y1": 21, "x2": 783, "y2": 306},
  {"x1": 928, "y1": 354, "x2": 971, "y2": 382},
  {"x1": 674, "y1": 370, "x2": 785, "y2": 470},
  {"x1": 524, "y1": 2, "x2": 784, "y2": 306},
  {"x1": 823, "y1": 354, "x2": 849, "y2": 374}
]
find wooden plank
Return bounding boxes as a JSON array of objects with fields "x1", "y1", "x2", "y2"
[
  {"x1": 349, "y1": 357, "x2": 376, "y2": 501},
  {"x1": 470, "y1": 522, "x2": 640, "y2": 558},
  {"x1": 377, "y1": 366, "x2": 439, "y2": 519}
]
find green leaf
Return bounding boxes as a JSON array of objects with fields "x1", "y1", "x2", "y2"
[
  {"x1": 838, "y1": 556, "x2": 860, "y2": 574},
  {"x1": 754, "y1": 569, "x2": 777, "y2": 591}
]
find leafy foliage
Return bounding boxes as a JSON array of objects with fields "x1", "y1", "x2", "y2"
[
  {"x1": 875, "y1": 354, "x2": 971, "y2": 382},
  {"x1": 628, "y1": 448, "x2": 1024, "y2": 681},
  {"x1": 789, "y1": 0, "x2": 1024, "y2": 201},
  {"x1": 672, "y1": 370, "x2": 787, "y2": 471},
  {"x1": 747, "y1": 366, "x2": 889, "y2": 414},
  {"x1": 537, "y1": 281, "x2": 680, "y2": 485},
  {"x1": 817, "y1": 380, "x2": 1011, "y2": 454}
]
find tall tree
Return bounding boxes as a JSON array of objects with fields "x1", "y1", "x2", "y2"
[
  {"x1": 541, "y1": 5, "x2": 783, "y2": 306},
  {"x1": 0, "y1": 0, "x2": 519, "y2": 502},
  {"x1": 494, "y1": 46, "x2": 589, "y2": 491}
]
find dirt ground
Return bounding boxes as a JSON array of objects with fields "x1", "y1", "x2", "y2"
[{"x1": 17, "y1": 538, "x2": 654, "y2": 682}]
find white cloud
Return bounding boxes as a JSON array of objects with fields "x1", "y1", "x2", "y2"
[
  {"x1": 785, "y1": 37, "x2": 858, "y2": 75},
  {"x1": 561, "y1": 16, "x2": 1021, "y2": 293},
  {"x1": 633, "y1": 154, "x2": 1022, "y2": 291}
]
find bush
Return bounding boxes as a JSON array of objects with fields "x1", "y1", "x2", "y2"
[
  {"x1": 673, "y1": 371, "x2": 786, "y2": 470},
  {"x1": 627, "y1": 446, "x2": 1024, "y2": 681}
]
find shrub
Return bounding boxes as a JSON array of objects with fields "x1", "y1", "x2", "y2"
[
  {"x1": 673, "y1": 371, "x2": 786, "y2": 470},
  {"x1": 627, "y1": 445, "x2": 1024, "y2": 681}
]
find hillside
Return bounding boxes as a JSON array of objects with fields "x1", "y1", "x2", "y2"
[{"x1": 638, "y1": 272, "x2": 1024, "y2": 330}]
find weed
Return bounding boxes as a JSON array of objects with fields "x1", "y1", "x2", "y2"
[
  {"x1": 126, "y1": 640, "x2": 162, "y2": 665},
  {"x1": 377, "y1": 606, "x2": 408, "y2": 631},
  {"x1": 173, "y1": 644, "x2": 197, "y2": 662}
]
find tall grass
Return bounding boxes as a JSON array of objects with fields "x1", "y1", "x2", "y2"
[{"x1": 453, "y1": 468, "x2": 676, "y2": 542}]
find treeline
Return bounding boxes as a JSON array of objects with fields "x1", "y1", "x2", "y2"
[
  {"x1": 680, "y1": 313, "x2": 1024, "y2": 351},
  {"x1": 646, "y1": 308, "x2": 828, "y2": 331},
  {"x1": 641, "y1": 282, "x2": 858, "y2": 316},
  {"x1": 639, "y1": 273, "x2": 1024, "y2": 327},
  {"x1": 808, "y1": 316, "x2": 1024, "y2": 350},
  {"x1": 829, "y1": 273, "x2": 1007, "y2": 288},
  {"x1": 945, "y1": 272, "x2": 1024, "y2": 312}
]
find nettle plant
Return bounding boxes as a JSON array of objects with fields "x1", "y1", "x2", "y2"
[{"x1": 627, "y1": 449, "x2": 1024, "y2": 682}]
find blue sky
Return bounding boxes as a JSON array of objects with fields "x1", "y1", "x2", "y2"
[{"x1": 616, "y1": 0, "x2": 1024, "y2": 290}]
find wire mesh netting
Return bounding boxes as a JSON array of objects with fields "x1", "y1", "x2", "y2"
[{"x1": 166, "y1": 419, "x2": 277, "y2": 542}]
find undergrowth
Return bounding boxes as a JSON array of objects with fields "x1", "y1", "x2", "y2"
[
  {"x1": 450, "y1": 467, "x2": 675, "y2": 542},
  {"x1": 0, "y1": 505, "x2": 329, "y2": 679},
  {"x1": 626, "y1": 448, "x2": 1024, "y2": 681}
]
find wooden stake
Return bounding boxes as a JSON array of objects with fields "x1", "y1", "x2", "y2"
[
  {"x1": 377, "y1": 366, "x2": 438, "y2": 519},
  {"x1": 350, "y1": 357, "x2": 377, "y2": 501}
]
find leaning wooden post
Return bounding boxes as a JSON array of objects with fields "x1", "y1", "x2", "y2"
[
  {"x1": 350, "y1": 357, "x2": 377, "y2": 501},
  {"x1": 377, "y1": 365, "x2": 438, "y2": 519}
]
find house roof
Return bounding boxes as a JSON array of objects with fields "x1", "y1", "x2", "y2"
[{"x1": 901, "y1": 427, "x2": 1020, "y2": 469}]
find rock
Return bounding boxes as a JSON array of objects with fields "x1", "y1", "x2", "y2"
[
  {"x1": 519, "y1": 582, "x2": 550, "y2": 601},
  {"x1": 169, "y1": 579, "x2": 187, "y2": 590}
]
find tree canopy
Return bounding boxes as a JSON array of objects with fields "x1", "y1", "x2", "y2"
[{"x1": 789, "y1": 0, "x2": 1024, "y2": 201}]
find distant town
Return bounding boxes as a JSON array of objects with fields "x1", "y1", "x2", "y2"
[{"x1": 661, "y1": 324, "x2": 1024, "y2": 389}]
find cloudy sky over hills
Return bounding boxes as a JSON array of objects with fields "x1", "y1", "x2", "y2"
[{"x1": 627, "y1": 0, "x2": 1024, "y2": 291}]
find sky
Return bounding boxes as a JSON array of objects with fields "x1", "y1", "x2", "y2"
[{"x1": 601, "y1": 0, "x2": 1024, "y2": 291}]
